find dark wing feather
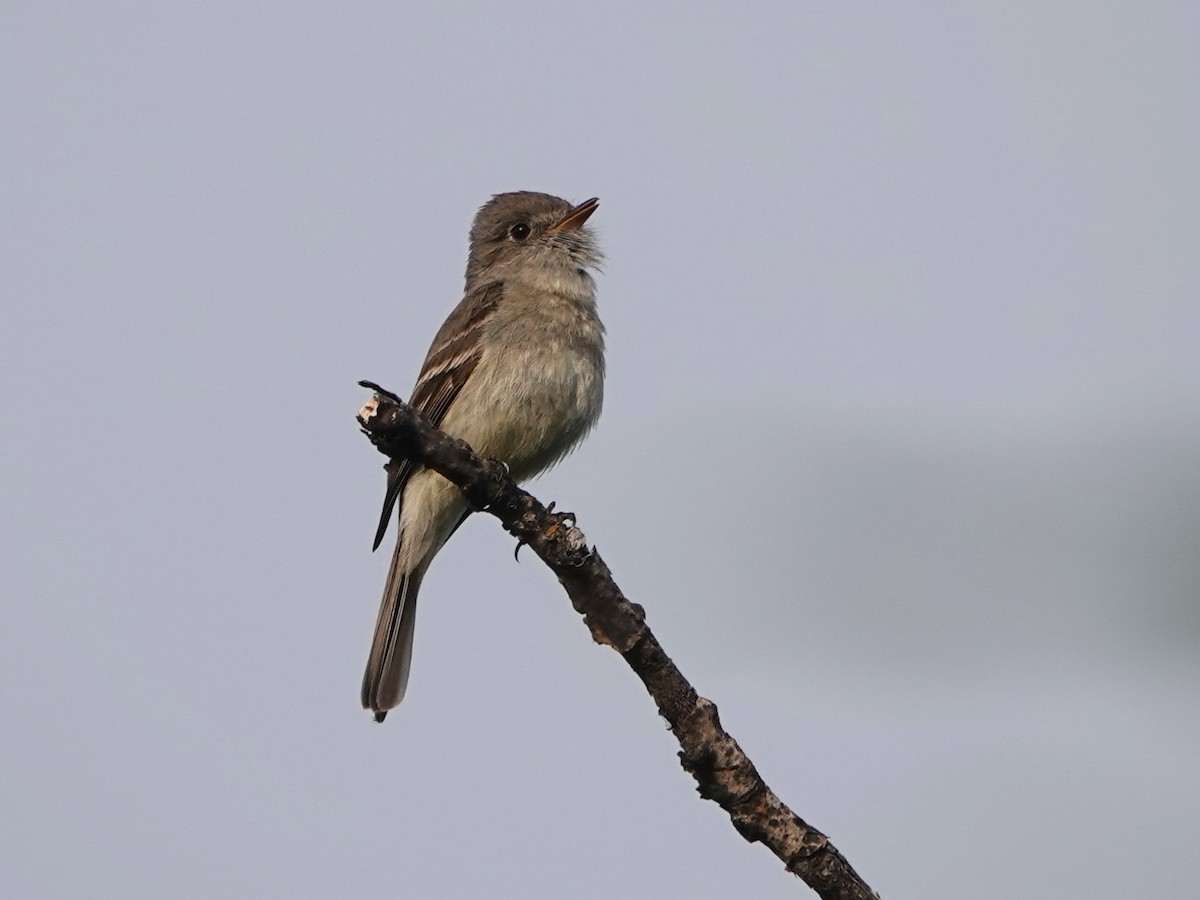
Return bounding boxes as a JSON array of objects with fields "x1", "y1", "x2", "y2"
[{"x1": 370, "y1": 282, "x2": 503, "y2": 550}]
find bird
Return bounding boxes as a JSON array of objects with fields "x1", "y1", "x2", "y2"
[{"x1": 362, "y1": 191, "x2": 606, "y2": 722}]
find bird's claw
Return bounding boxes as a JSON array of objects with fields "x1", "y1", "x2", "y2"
[
  {"x1": 545, "y1": 501, "x2": 576, "y2": 529},
  {"x1": 513, "y1": 502, "x2": 576, "y2": 562}
]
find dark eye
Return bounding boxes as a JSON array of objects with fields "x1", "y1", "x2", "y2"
[{"x1": 509, "y1": 222, "x2": 531, "y2": 240}]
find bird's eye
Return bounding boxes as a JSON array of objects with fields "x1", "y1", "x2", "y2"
[{"x1": 509, "y1": 222, "x2": 531, "y2": 240}]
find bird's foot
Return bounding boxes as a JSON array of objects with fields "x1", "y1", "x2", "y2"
[{"x1": 545, "y1": 501, "x2": 576, "y2": 529}]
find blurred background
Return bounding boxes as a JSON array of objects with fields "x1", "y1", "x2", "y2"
[{"x1": 2, "y1": 3, "x2": 1197, "y2": 897}]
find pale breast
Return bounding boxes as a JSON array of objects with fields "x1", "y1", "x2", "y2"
[{"x1": 439, "y1": 279, "x2": 605, "y2": 482}]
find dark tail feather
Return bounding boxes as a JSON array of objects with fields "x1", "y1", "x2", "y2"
[
  {"x1": 372, "y1": 459, "x2": 412, "y2": 551},
  {"x1": 361, "y1": 539, "x2": 424, "y2": 719}
]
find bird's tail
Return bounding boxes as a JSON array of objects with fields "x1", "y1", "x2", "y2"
[{"x1": 361, "y1": 538, "x2": 426, "y2": 722}]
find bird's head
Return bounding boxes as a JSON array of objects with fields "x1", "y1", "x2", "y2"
[{"x1": 465, "y1": 191, "x2": 601, "y2": 286}]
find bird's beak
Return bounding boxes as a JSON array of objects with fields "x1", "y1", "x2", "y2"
[{"x1": 547, "y1": 197, "x2": 599, "y2": 233}]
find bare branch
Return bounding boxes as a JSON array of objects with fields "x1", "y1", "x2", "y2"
[{"x1": 357, "y1": 382, "x2": 879, "y2": 900}]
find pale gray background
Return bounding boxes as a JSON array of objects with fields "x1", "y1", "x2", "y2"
[{"x1": 3, "y1": 3, "x2": 1197, "y2": 898}]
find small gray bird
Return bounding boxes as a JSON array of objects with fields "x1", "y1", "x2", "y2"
[{"x1": 362, "y1": 191, "x2": 605, "y2": 721}]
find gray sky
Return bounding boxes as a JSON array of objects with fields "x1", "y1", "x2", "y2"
[{"x1": 3, "y1": 3, "x2": 1198, "y2": 897}]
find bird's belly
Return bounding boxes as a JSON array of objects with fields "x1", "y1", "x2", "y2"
[{"x1": 439, "y1": 342, "x2": 603, "y2": 482}]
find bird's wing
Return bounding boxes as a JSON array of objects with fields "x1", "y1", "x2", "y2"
[{"x1": 370, "y1": 281, "x2": 503, "y2": 550}]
